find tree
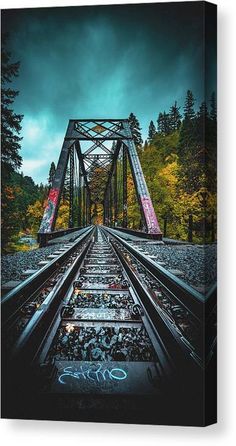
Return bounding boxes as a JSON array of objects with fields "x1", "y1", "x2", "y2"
[
  {"x1": 128, "y1": 113, "x2": 143, "y2": 147},
  {"x1": 169, "y1": 101, "x2": 182, "y2": 131},
  {"x1": 38, "y1": 182, "x2": 49, "y2": 204},
  {"x1": 196, "y1": 102, "x2": 208, "y2": 147},
  {"x1": 143, "y1": 140, "x2": 149, "y2": 151},
  {"x1": 183, "y1": 90, "x2": 195, "y2": 120},
  {"x1": 1, "y1": 185, "x2": 22, "y2": 249},
  {"x1": 157, "y1": 112, "x2": 164, "y2": 133},
  {"x1": 48, "y1": 161, "x2": 56, "y2": 187},
  {"x1": 157, "y1": 112, "x2": 171, "y2": 135},
  {"x1": 1, "y1": 34, "x2": 23, "y2": 181},
  {"x1": 178, "y1": 90, "x2": 197, "y2": 174},
  {"x1": 148, "y1": 120, "x2": 156, "y2": 141},
  {"x1": 1, "y1": 171, "x2": 45, "y2": 249},
  {"x1": 162, "y1": 112, "x2": 171, "y2": 135},
  {"x1": 210, "y1": 92, "x2": 217, "y2": 121},
  {"x1": 206, "y1": 95, "x2": 217, "y2": 193},
  {"x1": 27, "y1": 200, "x2": 45, "y2": 234},
  {"x1": 88, "y1": 161, "x2": 108, "y2": 204},
  {"x1": 199, "y1": 101, "x2": 208, "y2": 117},
  {"x1": 55, "y1": 202, "x2": 70, "y2": 230}
]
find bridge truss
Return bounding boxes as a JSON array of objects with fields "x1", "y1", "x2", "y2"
[{"x1": 38, "y1": 119, "x2": 162, "y2": 244}]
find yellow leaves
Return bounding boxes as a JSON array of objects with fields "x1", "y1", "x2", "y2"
[
  {"x1": 164, "y1": 153, "x2": 178, "y2": 163},
  {"x1": 159, "y1": 158, "x2": 178, "y2": 190},
  {"x1": 26, "y1": 200, "x2": 45, "y2": 234},
  {"x1": 27, "y1": 200, "x2": 44, "y2": 219},
  {"x1": 207, "y1": 192, "x2": 217, "y2": 214},
  {"x1": 55, "y1": 202, "x2": 69, "y2": 229}
]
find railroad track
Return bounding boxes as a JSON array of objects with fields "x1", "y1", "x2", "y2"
[
  {"x1": 1, "y1": 227, "x2": 94, "y2": 359},
  {"x1": 104, "y1": 226, "x2": 216, "y2": 366},
  {"x1": 2, "y1": 225, "x2": 215, "y2": 424},
  {"x1": 35, "y1": 228, "x2": 172, "y2": 398}
]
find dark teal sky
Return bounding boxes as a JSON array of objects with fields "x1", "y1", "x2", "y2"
[{"x1": 2, "y1": 2, "x2": 216, "y2": 184}]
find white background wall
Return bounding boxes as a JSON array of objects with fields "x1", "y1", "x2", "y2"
[{"x1": 1, "y1": 0, "x2": 236, "y2": 444}]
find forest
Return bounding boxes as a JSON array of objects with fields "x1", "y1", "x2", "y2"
[{"x1": 1, "y1": 37, "x2": 217, "y2": 253}]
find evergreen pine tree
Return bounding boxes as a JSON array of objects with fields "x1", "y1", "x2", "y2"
[
  {"x1": 169, "y1": 101, "x2": 182, "y2": 131},
  {"x1": 163, "y1": 112, "x2": 170, "y2": 135},
  {"x1": 128, "y1": 112, "x2": 143, "y2": 147},
  {"x1": 184, "y1": 90, "x2": 195, "y2": 120},
  {"x1": 48, "y1": 162, "x2": 56, "y2": 187},
  {"x1": 1, "y1": 34, "x2": 23, "y2": 181},
  {"x1": 148, "y1": 120, "x2": 156, "y2": 141},
  {"x1": 208, "y1": 93, "x2": 217, "y2": 193},
  {"x1": 209, "y1": 92, "x2": 217, "y2": 148},
  {"x1": 38, "y1": 183, "x2": 49, "y2": 203},
  {"x1": 198, "y1": 102, "x2": 208, "y2": 119},
  {"x1": 197, "y1": 102, "x2": 208, "y2": 147},
  {"x1": 157, "y1": 112, "x2": 171, "y2": 135},
  {"x1": 210, "y1": 92, "x2": 217, "y2": 121},
  {"x1": 143, "y1": 140, "x2": 149, "y2": 150},
  {"x1": 157, "y1": 112, "x2": 164, "y2": 133}
]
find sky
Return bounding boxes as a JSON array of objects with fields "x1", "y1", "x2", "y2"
[{"x1": 2, "y1": 2, "x2": 216, "y2": 185}]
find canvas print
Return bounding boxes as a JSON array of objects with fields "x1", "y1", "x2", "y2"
[{"x1": 1, "y1": 1, "x2": 217, "y2": 426}]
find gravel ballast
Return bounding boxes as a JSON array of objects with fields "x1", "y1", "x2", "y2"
[
  {"x1": 1, "y1": 245, "x2": 61, "y2": 285},
  {"x1": 131, "y1": 241, "x2": 217, "y2": 293},
  {"x1": 1, "y1": 229, "x2": 87, "y2": 286},
  {"x1": 1, "y1": 237, "x2": 217, "y2": 294}
]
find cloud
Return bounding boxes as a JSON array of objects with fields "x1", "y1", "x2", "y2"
[
  {"x1": 19, "y1": 114, "x2": 65, "y2": 183},
  {"x1": 21, "y1": 158, "x2": 49, "y2": 179},
  {"x1": 2, "y1": 2, "x2": 216, "y2": 185}
]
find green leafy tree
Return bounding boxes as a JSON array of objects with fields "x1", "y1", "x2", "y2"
[{"x1": 1, "y1": 172, "x2": 46, "y2": 250}]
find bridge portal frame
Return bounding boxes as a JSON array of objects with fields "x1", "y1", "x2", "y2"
[{"x1": 38, "y1": 119, "x2": 162, "y2": 243}]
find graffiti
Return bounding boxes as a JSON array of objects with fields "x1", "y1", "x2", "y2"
[
  {"x1": 141, "y1": 196, "x2": 161, "y2": 234},
  {"x1": 74, "y1": 309, "x2": 131, "y2": 321},
  {"x1": 58, "y1": 364, "x2": 128, "y2": 384},
  {"x1": 39, "y1": 188, "x2": 60, "y2": 233}
]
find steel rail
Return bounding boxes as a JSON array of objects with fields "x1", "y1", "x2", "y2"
[
  {"x1": 34, "y1": 228, "x2": 173, "y2": 381},
  {"x1": 5, "y1": 229, "x2": 95, "y2": 363},
  {"x1": 100, "y1": 229, "x2": 203, "y2": 370},
  {"x1": 102, "y1": 227, "x2": 216, "y2": 369},
  {"x1": 1, "y1": 226, "x2": 94, "y2": 324},
  {"x1": 103, "y1": 226, "x2": 205, "y2": 320}
]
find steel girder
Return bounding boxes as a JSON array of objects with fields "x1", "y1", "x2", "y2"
[
  {"x1": 122, "y1": 121, "x2": 162, "y2": 235},
  {"x1": 123, "y1": 146, "x2": 128, "y2": 228},
  {"x1": 69, "y1": 147, "x2": 74, "y2": 228},
  {"x1": 38, "y1": 119, "x2": 162, "y2": 237}
]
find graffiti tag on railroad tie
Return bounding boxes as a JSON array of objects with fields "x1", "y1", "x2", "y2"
[{"x1": 58, "y1": 364, "x2": 128, "y2": 384}]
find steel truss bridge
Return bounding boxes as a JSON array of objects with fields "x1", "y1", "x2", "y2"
[
  {"x1": 1, "y1": 119, "x2": 216, "y2": 424},
  {"x1": 38, "y1": 119, "x2": 162, "y2": 246}
]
